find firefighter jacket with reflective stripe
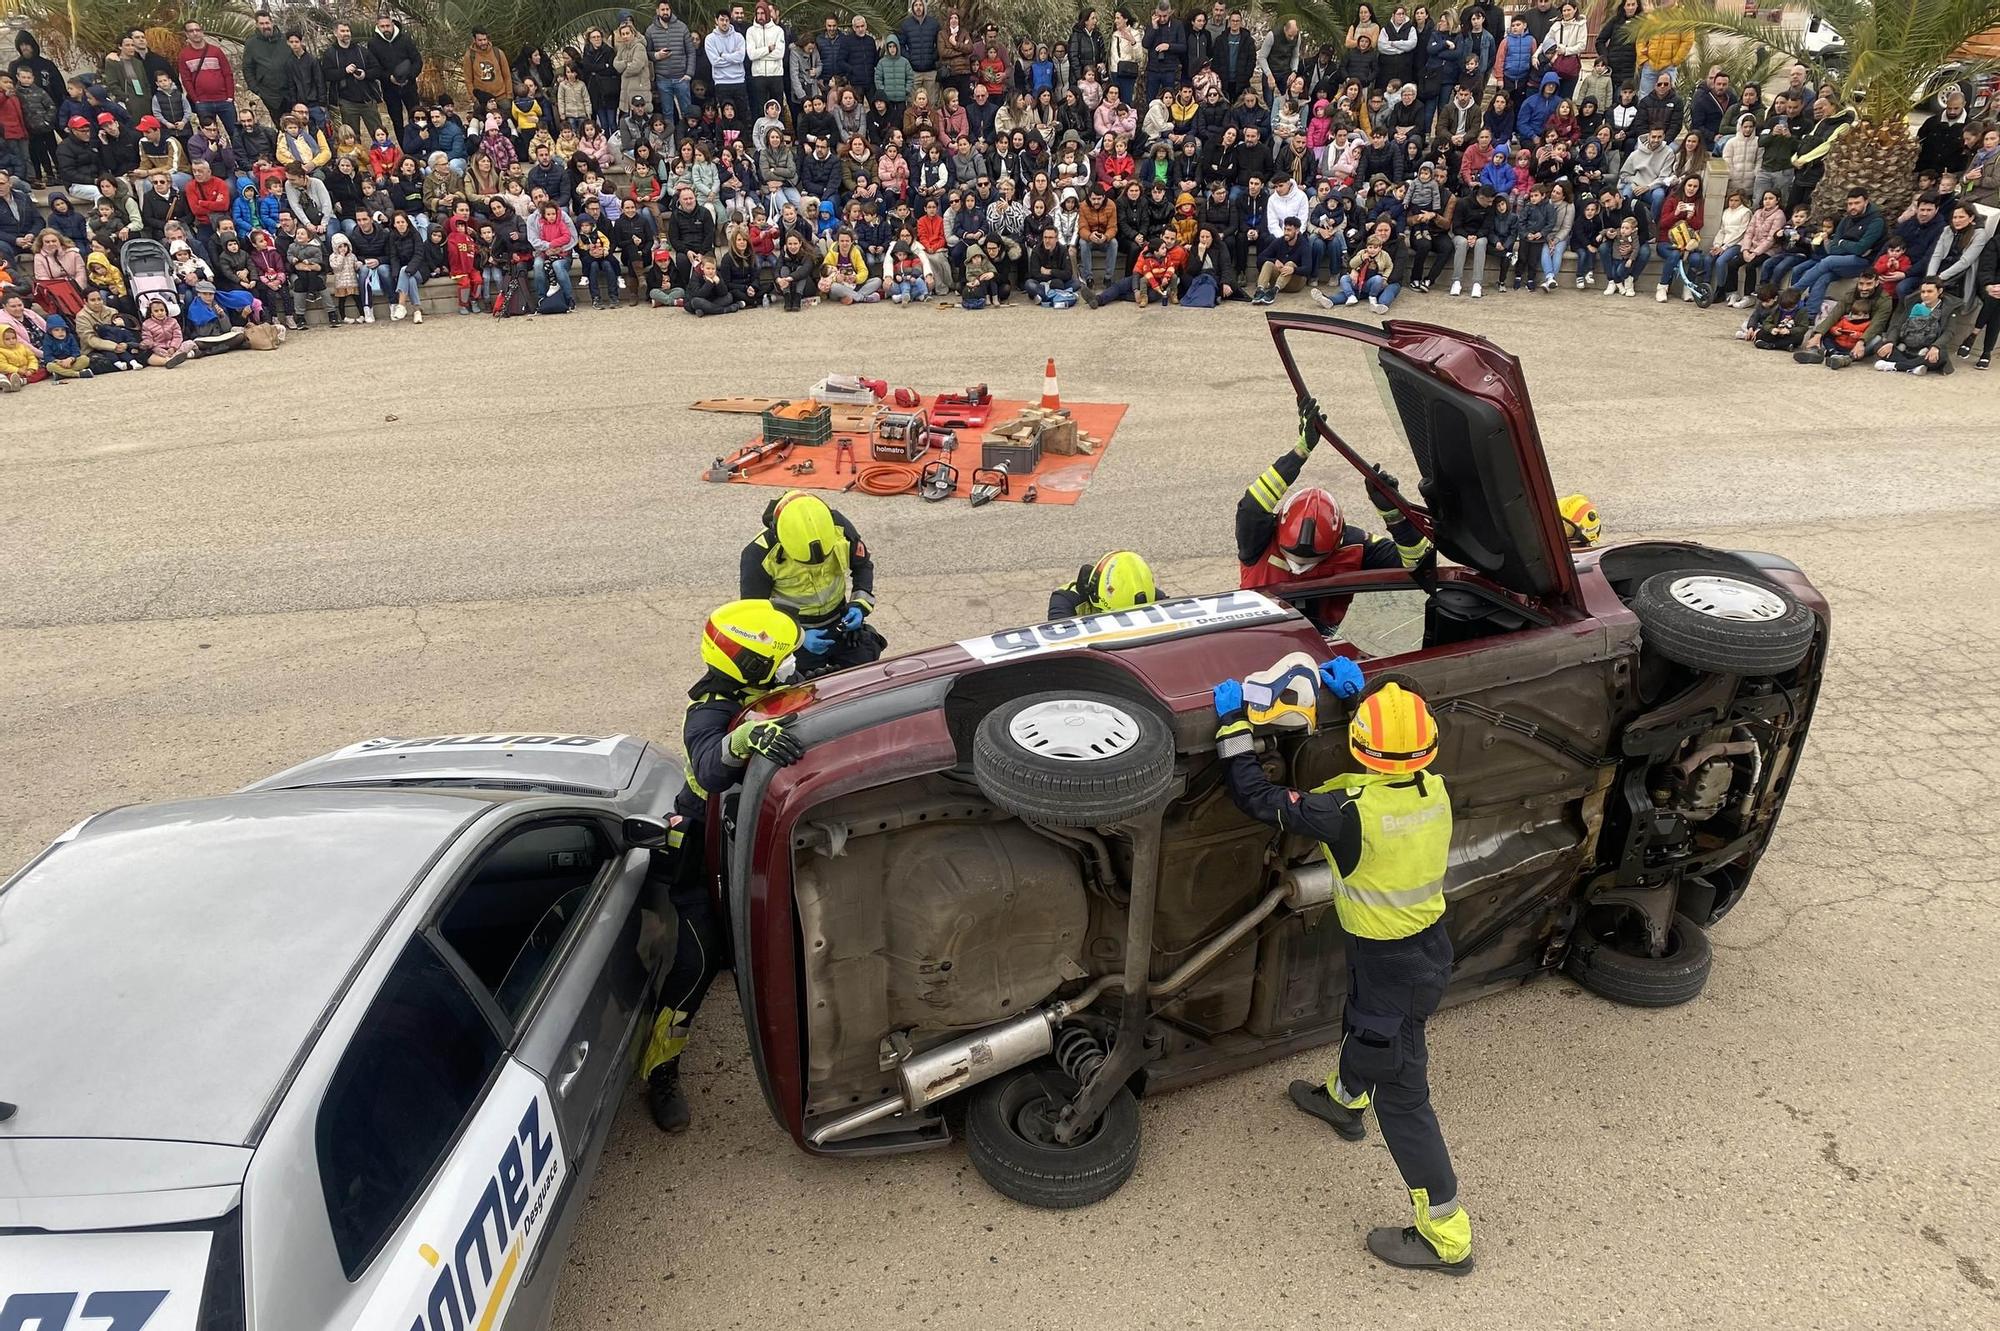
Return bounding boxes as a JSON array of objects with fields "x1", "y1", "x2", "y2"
[
  {"x1": 673, "y1": 677, "x2": 756, "y2": 842},
  {"x1": 738, "y1": 510, "x2": 875, "y2": 624},
  {"x1": 1315, "y1": 770, "x2": 1451, "y2": 940}
]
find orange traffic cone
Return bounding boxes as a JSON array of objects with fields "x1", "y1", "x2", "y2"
[{"x1": 1040, "y1": 356, "x2": 1061, "y2": 409}]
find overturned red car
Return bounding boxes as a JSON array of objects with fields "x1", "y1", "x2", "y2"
[{"x1": 706, "y1": 316, "x2": 1828, "y2": 1207}]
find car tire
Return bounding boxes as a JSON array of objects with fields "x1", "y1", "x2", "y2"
[
  {"x1": 1631, "y1": 570, "x2": 1817, "y2": 675},
  {"x1": 964, "y1": 1063, "x2": 1142, "y2": 1209},
  {"x1": 972, "y1": 691, "x2": 1174, "y2": 827},
  {"x1": 1564, "y1": 909, "x2": 1714, "y2": 1008}
]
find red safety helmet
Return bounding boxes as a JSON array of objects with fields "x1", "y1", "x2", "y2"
[{"x1": 1274, "y1": 487, "x2": 1341, "y2": 571}]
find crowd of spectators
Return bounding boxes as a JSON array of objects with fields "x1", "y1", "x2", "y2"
[{"x1": 0, "y1": 1, "x2": 1994, "y2": 389}]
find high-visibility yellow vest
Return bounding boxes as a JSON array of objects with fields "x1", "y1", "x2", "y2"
[
  {"x1": 1315, "y1": 770, "x2": 1452, "y2": 941},
  {"x1": 755, "y1": 531, "x2": 852, "y2": 621}
]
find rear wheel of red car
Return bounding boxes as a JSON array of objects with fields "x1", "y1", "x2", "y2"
[
  {"x1": 1564, "y1": 908, "x2": 1714, "y2": 1008},
  {"x1": 1631, "y1": 570, "x2": 1817, "y2": 675},
  {"x1": 972, "y1": 691, "x2": 1175, "y2": 827},
  {"x1": 965, "y1": 1063, "x2": 1142, "y2": 1209}
]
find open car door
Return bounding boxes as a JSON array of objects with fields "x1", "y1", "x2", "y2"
[{"x1": 1265, "y1": 313, "x2": 1582, "y2": 613}]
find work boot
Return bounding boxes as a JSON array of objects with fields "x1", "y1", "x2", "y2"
[
  {"x1": 1287, "y1": 1079, "x2": 1365, "y2": 1140},
  {"x1": 1367, "y1": 1226, "x2": 1476, "y2": 1276},
  {"x1": 647, "y1": 1061, "x2": 690, "y2": 1133}
]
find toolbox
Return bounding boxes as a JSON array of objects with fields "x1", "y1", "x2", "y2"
[{"x1": 980, "y1": 436, "x2": 1041, "y2": 472}]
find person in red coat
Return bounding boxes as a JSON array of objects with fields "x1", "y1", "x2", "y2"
[
  {"x1": 181, "y1": 158, "x2": 231, "y2": 236},
  {"x1": 176, "y1": 19, "x2": 244, "y2": 150}
]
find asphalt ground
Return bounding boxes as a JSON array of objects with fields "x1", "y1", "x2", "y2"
[{"x1": 3, "y1": 294, "x2": 1996, "y2": 1329}]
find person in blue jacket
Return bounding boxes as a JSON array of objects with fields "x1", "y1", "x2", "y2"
[{"x1": 1515, "y1": 72, "x2": 1562, "y2": 141}]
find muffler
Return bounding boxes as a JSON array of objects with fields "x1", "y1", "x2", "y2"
[{"x1": 807, "y1": 1009, "x2": 1056, "y2": 1146}]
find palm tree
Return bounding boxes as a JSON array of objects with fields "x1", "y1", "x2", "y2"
[{"x1": 1630, "y1": 0, "x2": 2000, "y2": 216}]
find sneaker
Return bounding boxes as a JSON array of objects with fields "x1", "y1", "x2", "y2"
[
  {"x1": 362, "y1": 305, "x2": 376, "y2": 323},
  {"x1": 1543, "y1": 274, "x2": 1557, "y2": 290},
  {"x1": 412, "y1": 308, "x2": 423, "y2": 324},
  {"x1": 1824, "y1": 352, "x2": 1852, "y2": 370},
  {"x1": 391, "y1": 302, "x2": 406, "y2": 321},
  {"x1": 1448, "y1": 280, "x2": 1462, "y2": 296},
  {"x1": 1310, "y1": 288, "x2": 1335, "y2": 309},
  {"x1": 1907, "y1": 363, "x2": 1928, "y2": 376},
  {"x1": 1366, "y1": 1226, "x2": 1475, "y2": 1277},
  {"x1": 1287, "y1": 1080, "x2": 1366, "y2": 1141},
  {"x1": 1726, "y1": 295, "x2": 1749, "y2": 308},
  {"x1": 1343, "y1": 292, "x2": 1360, "y2": 306},
  {"x1": 1604, "y1": 281, "x2": 1620, "y2": 297},
  {"x1": 1575, "y1": 275, "x2": 1587, "y2": 289},
  {"x1": 1957, "y1": 339, "x2": 1974, "y2": 359},
  {"x1": 1586, "y1": 273, "x2": 1598, "y2": 286},
  {"x1": 1734, "y1": 327, "x2": 1753, "y2": 340},
  {"x1": 164, "y1": 349, "x2": 190, "y2": 369},
  {"x1": 1683, "y1": 288, "x2": 1695, "y2": 302},
  {"x1": 1470, "y1": 282, "x2": 1482, "y2": 298},
  {"x1": 1979, "y1": 357, "x2": 1991, "y2": 370},
  {"x1": 1874, "y1": 359, "x2": 1898, "y2": 372},
  {"x1": 1655, "y1": 284, "x2": 1670, "y2": 302},
  {"x1": 1369, "y1": 299, "x2": 1388, "y2": 313},
  {"x1": 1622, "y1": 279, "x2": 1636, "y2": 296}
]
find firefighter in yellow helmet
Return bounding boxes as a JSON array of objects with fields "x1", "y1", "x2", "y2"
[
  {"x1": 1558, "y1": 493, "x2": 1601, "y2": 549},
  {"x1": 642, "y1": 599, "x2": 804, "y2": 1134},
  {"x1": 740, "y1": 490, "x2": 883, "y2": 677},
  {"x1": 1048, "y1": 550, "x2": 1163, "y2": 618},
  {"x1": 1213, "y1": 662, "x2": 1472, "y2": 1275}
]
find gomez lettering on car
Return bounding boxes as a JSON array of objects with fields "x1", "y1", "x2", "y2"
[
  {"x1": 349, "y1": 1062, "x2": 567, "y2": 1331},
  {"x1": 333, "y1": 734, "x2": 629, "y2": 758},
  {"x1": 0, "y1": 1229, "x2": 213, "y2": 1331},
  {"x1": 957, "y1": 592, "x2": 1290, "y2": 664}
]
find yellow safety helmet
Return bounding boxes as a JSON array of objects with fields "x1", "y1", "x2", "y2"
[
  {"x1": 1349, "y1": 682, "x2": 1440, "y2": 775},
  {"x1": 1084, "y1": 550, "x2": 1158, "y2": 611},
  {"x1": 700, "y1": 599, "x2": 802, "y2": 686},
  {"x1": 771, "y1": 490, "x2": 839, "y2": 565},
  {"x1": 1558, "y1": 493, "x2": 1601, "y2": 548}
]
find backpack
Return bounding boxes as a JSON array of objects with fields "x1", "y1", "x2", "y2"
[
  {"x1": 1180, "y1": 273, "x2": 1219, "y2": 307},
  {"x1": 536, "y1": 279, "x2": 573, "y2": 315}
]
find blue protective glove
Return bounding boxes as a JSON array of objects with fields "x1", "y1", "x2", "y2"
[
  {"x1": 1319, "y1": 657, "x2": 1365, "y2": 700},
  {"x1": 803, "y1": 626, "x2": 837, "y2": 654},
  {"x1": 1212, "y1": 678, "x2": 1245, "y2": 721},
  {"x1": 841, "y1": 603, "x2": 866, "y2": 631}
]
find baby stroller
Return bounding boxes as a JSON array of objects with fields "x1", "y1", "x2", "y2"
[{"x1": 120, "y1": 237, "x2": 181, "y2": 319}]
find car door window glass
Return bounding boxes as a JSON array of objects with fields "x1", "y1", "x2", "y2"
[
  {"x1": 315, "y1": 937, "x2": 502, "y2": 1279},
  {"x1": 436, "y1": 821, "x2": 610, "y2": 1023}
]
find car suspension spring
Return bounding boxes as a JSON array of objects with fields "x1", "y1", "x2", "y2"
[{"x1": 1053, "y1": 1026, "x2": 1108, "y2": 1085}]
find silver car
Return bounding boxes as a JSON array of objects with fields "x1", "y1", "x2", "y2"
[{"x1": 0, "y1": 734, "x2": 683, "y2": 1331}]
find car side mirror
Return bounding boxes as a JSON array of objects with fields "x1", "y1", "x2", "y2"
[{"x1": 622, "y1": 815, "x2": 672, "y2": 849}]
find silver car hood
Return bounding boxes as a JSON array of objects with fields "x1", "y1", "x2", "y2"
[{"x1": 0, "y1": 1137, "x2": 247, "y2": 1230}]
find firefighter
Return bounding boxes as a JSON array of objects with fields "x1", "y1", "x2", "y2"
[
  {"x1": 642, "y1": 598, "x2": 805, "y2": 1134},
  {"x1": 1238, "y1": 396, "x2": 1432, "y2": 632},
  {"x1": 739, "y1": 490, "x2": 882, "y2": 677},
  {"x1": 1048, "y1": 550, "x2": 1162, "y2": 618},
  {"x1": 1213, "y1": 663, "x2": 1473, "y2": 1275},
  {"x1": 1558, "y1": 493, "x2": 1602, "y2": 548}
]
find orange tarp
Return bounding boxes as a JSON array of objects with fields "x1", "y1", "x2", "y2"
[{"x1": 699, "y1": 396, "x2": 1129, "y2": 506}]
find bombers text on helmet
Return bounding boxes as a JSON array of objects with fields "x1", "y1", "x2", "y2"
[
  {"x1": 700, "y1": 599, "x2": 802, "y2": 687},
  {"x1": 1348, "y1": 681, "x2": 1440, "y2": 775}
]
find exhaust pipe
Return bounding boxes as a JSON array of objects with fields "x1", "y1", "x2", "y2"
[{"x1": 807, "y1": 1009, "x2": 1057, "y2": 1146}]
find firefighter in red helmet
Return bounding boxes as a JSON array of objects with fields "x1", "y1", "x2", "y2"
[{"x1": 1238, "y1": 397, "x2": 1432, "y2": 632}]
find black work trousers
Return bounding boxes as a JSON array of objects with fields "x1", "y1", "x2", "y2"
[
  {"x1": 1337, "y1": 919, "x2": 1459, "y2": 1204},
  {"x1": 642, "y1": 834, "x2": 729, "y2": 1077}
]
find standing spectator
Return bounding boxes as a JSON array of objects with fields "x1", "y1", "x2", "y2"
[
  {"x1": 104, "y1": 35, "x2": 152, "y2": 112},
  {"x1": 463, "y1": 30, "x2": 514, "y2": 115},
  {"x1": 368, "y1": 15, "x2": 425, "y2": 140},
  {"x1": 1144, "y1": 4, "x2": 1186, "y2": 106},
  {"x1": 899, "y1": 1, "x2": 943, "y2": 106},
  {"x1": 745, "y1": 4, "x2": 788, "y2": 118},
  {"x1": 178, "y1": 20, "x2": 243, "y2": 150},
  {"x1": 648, "y1": 3, "x2": 698, "y2": 126},
  {"x1": 1688, "y1": 67, "x2": 1735, "y2": 154},
  {"x1": 707, "y1": 12, "x2": 750, "y2": 120},
  {"x1": 1916, "y1": 87, "x2": 1972, "y2": 179},
  {"x1": 839, "y1": 17, "x2": 880, "y2": 98},
  {"x1": 243, "y1": 12, "x2": 292, "y2": 124},
  {"x1": 322, "y1": 22, "x2": 385, "y2": 137}
]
